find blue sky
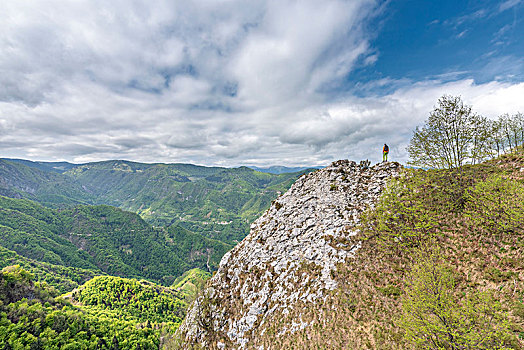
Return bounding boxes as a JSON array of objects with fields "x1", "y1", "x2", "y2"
[
  {"x1": 348, "y1": 0, "x2": 524, "y2": 93},
  {"x1": 0, "y1": 0, "x2": 523, "y2": 166}
]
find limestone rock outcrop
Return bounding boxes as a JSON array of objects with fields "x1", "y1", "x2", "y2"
[{"x1": 177, "y1": 160, "x2": 401, "y2": 349}]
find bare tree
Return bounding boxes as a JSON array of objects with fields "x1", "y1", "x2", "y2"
[
  {"x1": 499, "y1": 114, "x2": 517, "y2": 151},
  {"x1": 408, "y1": 95, "x2": 476, "y2": 169},
  {"x1": 514, "y1": 112, "x2": 524, "y2": 149},
  {"x1": 408, "y1": 96, "x2": 523, "y2": 168},
  {"x1": 470, "y1": 115, "x2": 492, "y2": 164},
  {"x1": 489, "y1": 119, "x2": 504, "y2": 157}
]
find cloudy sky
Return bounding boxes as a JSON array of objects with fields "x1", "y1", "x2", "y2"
[{"x1": 1, "y1": 0, "x2": 523, "y2": 167}]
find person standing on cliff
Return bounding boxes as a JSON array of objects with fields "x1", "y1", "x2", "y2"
[{"x1": 383, "y1": 144, "x2": 389, "y2": 162}]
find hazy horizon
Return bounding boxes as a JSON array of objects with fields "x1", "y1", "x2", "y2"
[{"x1": 1, "y1": 156, "x2": 326, "y2": 170}]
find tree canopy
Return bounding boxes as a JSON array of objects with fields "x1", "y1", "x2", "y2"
[{"x1": 408, "y1": 95, "x2": 523, "y2": 169}]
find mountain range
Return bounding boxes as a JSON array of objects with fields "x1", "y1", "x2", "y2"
[{"x1": 0, "y1": 158, "x2": 314, "y2": 244}]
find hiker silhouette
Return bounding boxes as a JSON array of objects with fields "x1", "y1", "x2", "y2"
[{"x1": 383, "y1": 144, "x2": 389, "y2": 162}]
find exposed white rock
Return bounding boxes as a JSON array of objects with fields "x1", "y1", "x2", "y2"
[{"x1": 178, "y1": 160, "x2": 401, "y2": 349}]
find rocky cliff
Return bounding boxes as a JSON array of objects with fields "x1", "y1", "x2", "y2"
[{"x1": 176, "y1": 160, "x2": 401, "y2": 349}]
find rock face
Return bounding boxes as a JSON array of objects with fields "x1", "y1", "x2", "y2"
[{"x1": 177, "y1": 160, "x2": 401, "y2": 349}]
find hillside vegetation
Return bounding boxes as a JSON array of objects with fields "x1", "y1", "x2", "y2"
[
  {"x1": 0, "y1": 195, "x2": 230, "y2": 291},
  {"x1": 172, "y1": 268, "x2": 212, "y2": 301},
  {"x1": 254, "y1": 151, "x2": 524, "y2": 349},
  {"x1": 0, "y1": 159, "x2": 310, "y2": 245},
  {"x1": 72, "y1": 276, "x2": 187, "y2": 325},
  {"x1": 0, "y1": 245, "x2": 98, "y2": 293},
  {"x1": 0, "y1": 265, "x2": 200, "y2": 349}
]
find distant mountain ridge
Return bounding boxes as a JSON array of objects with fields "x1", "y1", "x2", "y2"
[
  {"x1": 0, "y1": 158, "x2": 313, "y2": 244},
  {"x1": 1, "y1": 158, "x2": 78, "y2": 173},
  {"x1": 248, "y1": 165, "x2": 322, "y2": 174},
  {"x1": 1, "y1": 158, "x2": 320, "y2": 175}
]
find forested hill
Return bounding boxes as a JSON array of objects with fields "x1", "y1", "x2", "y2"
[
  {"x1": 0, "y1": 159, "x2": 96, "y2": 206},
  {"x1": 0, "y1": 195, "x2": 230, "y2": 291},
  {"x1": 0, "y1": 265, "x2": 208, "y2": 348},
  {"x1": 0, "y1": 158, "x2": 313, "y2": 244},
  {"x1": 64, "y1": 161, "x2": 308, "y2": 243}
]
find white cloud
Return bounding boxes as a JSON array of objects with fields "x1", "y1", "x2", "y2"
[
  {"x1": 0, "y1": 1, "x2": 523, "y2": 167},
  {"x1": 499, "y1": 0, "x2": 523, "y2": 12},
  {"x1": 229, "y1": 0, "x2": 372, "y2": 107}
]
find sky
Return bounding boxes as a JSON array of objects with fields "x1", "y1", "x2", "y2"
[{"x1": 1, "y1": 0, "x2": 523, "y2": 167}]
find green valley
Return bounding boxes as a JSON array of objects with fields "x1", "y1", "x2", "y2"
[
  {"x1": 0, "y1": 158, "x2": 312, "y2": 245},
  {"x1": 0, "y1": 195, "x2": 230, "y2": 290},
  {"x1": 0, "y1": 159, "x2": 312, "y2": 349},
  {"x1": 0, "y1": 157, "x2": 310, "y2": 348}
]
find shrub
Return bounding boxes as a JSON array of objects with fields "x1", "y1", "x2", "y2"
[
  {"x1": 400, "y1": 249, "x2": 514, "y2": 349},
  {"x1": 464, "y1": 174, "x2": 524, "y2": 237},
  {"x1": 360, "y1": 170, "x2": 440, "y2": 253}
]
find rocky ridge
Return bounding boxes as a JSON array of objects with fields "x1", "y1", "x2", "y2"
[{"x1": 177, "y1": 160, "x2": 401, "y2": 349}]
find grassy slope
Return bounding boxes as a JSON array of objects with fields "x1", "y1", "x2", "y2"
[
  {"x1": 254, "y1": 152, "x2": 524, "y2": 349},
  {"x1": 172, "y1": 268, "x2": 211, "y2": 300}
]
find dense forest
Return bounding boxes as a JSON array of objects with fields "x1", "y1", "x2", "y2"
[
  {"x1": 0, "y1": 195, "x2": 230, "y2": 290},
  {"x1": 0, "y1": 265, "x2": 210, "y2": 349}
]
